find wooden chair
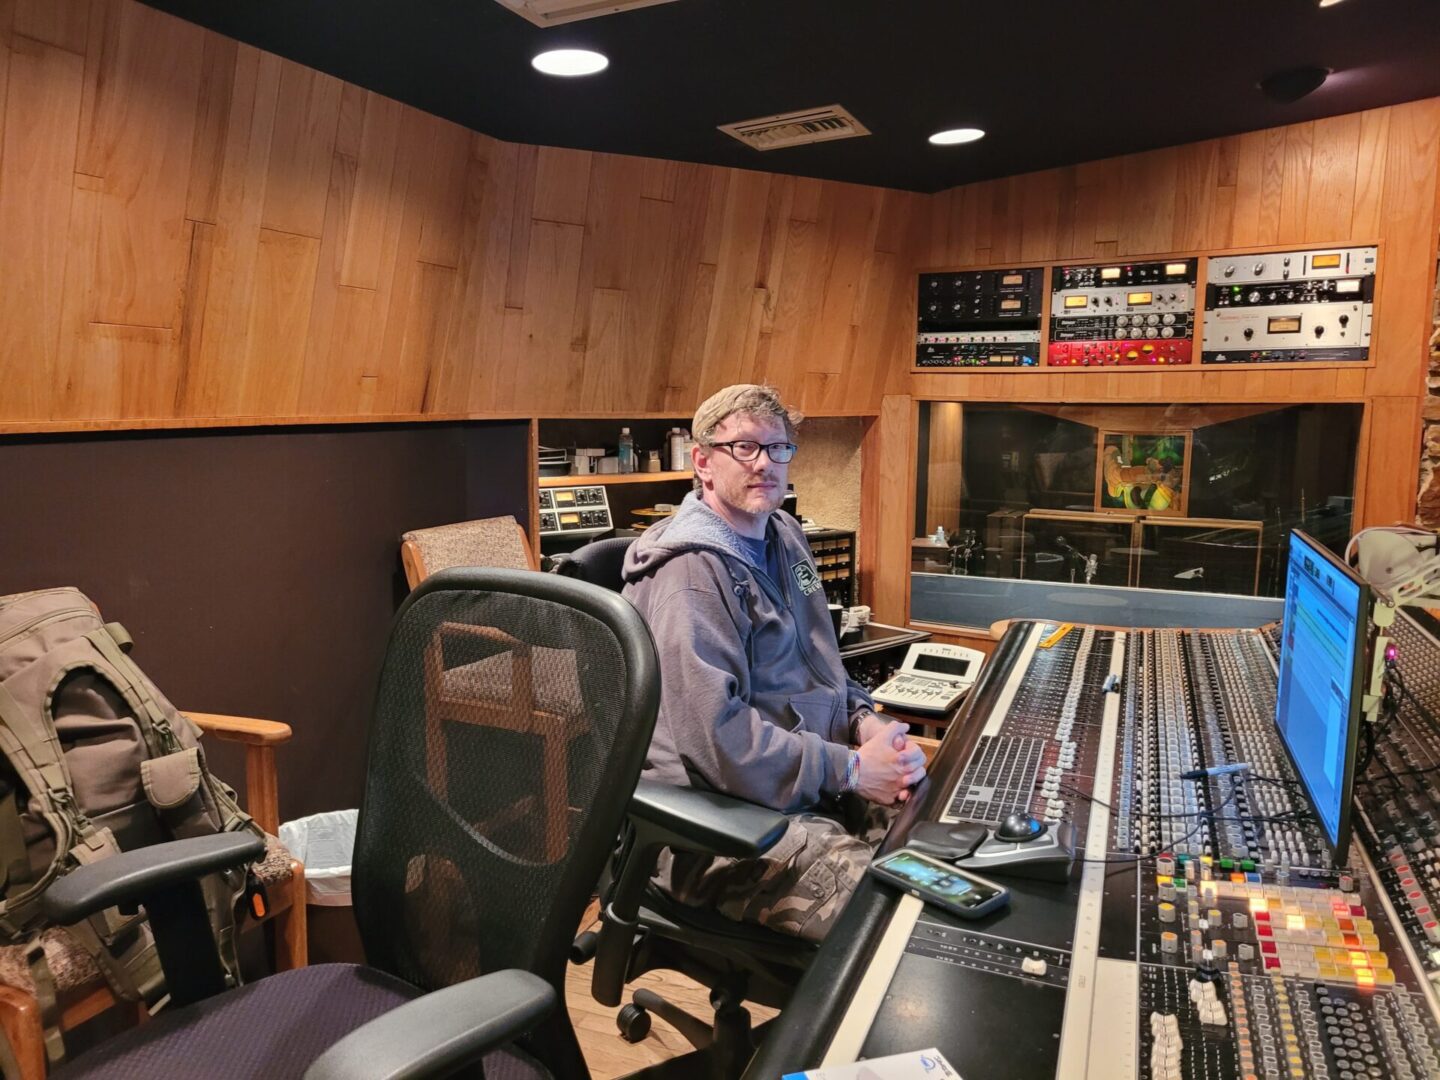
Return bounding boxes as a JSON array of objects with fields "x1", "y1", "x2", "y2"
[
  {"x1": 0, "y1": 712, "x2": 306, "y2": 1079},
  {"x1": 400, "y1": 515, "x2": 537, "y2": 589},
  {"x1": 401, "y1": 517, "x2": 589, "y2": 864}
]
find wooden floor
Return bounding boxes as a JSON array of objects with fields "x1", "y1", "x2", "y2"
[{"x1": 565, "y1": 913, "x2": 780, "y2": 1080}]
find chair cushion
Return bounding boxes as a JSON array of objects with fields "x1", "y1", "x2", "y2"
[
  {"x1": 54, "y1": 964, "x2": 552, "y2": 1080},
  {"x1": 0, "y1": 833, "x2": 296, "y2": 997},
  {"x1": 404, "y1": 517, "x2": 532, "y2": 576},
  {"x1": 443, "y1": 649, "x2": 585, "y2": 720}
]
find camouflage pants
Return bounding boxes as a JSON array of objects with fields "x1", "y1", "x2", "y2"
[{"x1": 657, "y1": 797, "x2": 895, "y2": 944}]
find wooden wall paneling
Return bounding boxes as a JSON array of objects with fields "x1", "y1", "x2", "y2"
[
  {"x1": 1351, "y1": 108, "x2": 1391, "y2": 240},
  {"x1": 923, "y1": 402, "x2": 963, "y2": 536},
  {"x1": 869, "y1": 395, "x2": 916, "y2": 627},
  {"x1": 803, "y1": 183, "x2": 884, "y2": 411},
  {"x1": 752, "y1": 177, "x2": 820, "y2": 403},
  {"x1": 1363, "y1": 397, "x2": 1423, "y2": 524},
  {"x1": 571, "y1": 153, "x2": 645, "y2": 401},
  {"x1": 294, "y1": 82, "x2": 365, "y2": 414},
  {"x1": 436, "y1": 135, "x2": 517, "y2": 413},
  {"x1": 184, "y1": 33, "x2": 240, "y2": 227},
  {"x1": 1117, "y1": 146, "x2": 1179, "y2": 256},
  {"x1": 519, "y1": 220, "x2": 587, "y2": 404},
  {"x1": 1075, "y1": 156, "x2": 1123, "y2": 260},
  {"x1": 260, "y1": 63, "x2": 343, "y2": 238},
  {"x1": 183, "y1": 46, "x2": 283, "y2": 416},
  {"x1": 1017, "y1": 169, "x2": 1061, "y2": 263},
  {"x1": 1171, "y1": 139, "x2": 1219, "y2": 252},
  {"x1": 374, "y1": 114, "x2": 460, "y2": 414},
  {"x1": 239, "y1": 228, "x2": 321, "y2": 413},
  {"x1": 1277, "y1": 121, "x2": 1314, "y2": 244},
  {"x1": 1205, "y1": 135, "x2": 1241, "y2": 250},
  {"x1": 337, "y1": 92, "x2": 403, "y2": 291},
  {"x1": 577, "y1": 286, "x2": 627, "y2": 411},
  {"x1": 13, "y1": 0, "x2": 85, "y2": 54},
  {"x1": 77, "y1": 1, "x2": 204, "y2": 333},
  {"x1": 1303, "y1": 112, "x2": 1361, "y2": 242},
  {"x1": 0, "y1": 34, "x2": 83, "y2": 421},
  {"x1": 532, "y1": 145, "x2": 592, "y2": 226},
  {"x1": 696, "y1": 167, "x2": 774, "y2": 398},
  {"x1": 622, "y1": 192, "x2": 678, "y2": 411},
  {"x1": 1367, "y1": 99, "x2": 1440, "y2": 399}
]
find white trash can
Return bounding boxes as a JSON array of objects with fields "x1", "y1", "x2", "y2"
[{"x1": 280, "y1": 809, "x2": 365, "y2": 964}]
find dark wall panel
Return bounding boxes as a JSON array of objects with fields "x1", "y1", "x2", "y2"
[{"x1": 0, "y1": 421, "x2": 530, "y2": 822}]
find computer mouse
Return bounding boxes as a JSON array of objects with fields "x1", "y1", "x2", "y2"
[{"x1": 995, "y1": 812, "x2": 1046, "y2": 843}]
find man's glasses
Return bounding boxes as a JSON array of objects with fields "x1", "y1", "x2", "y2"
[{"x1": 707, "y1": 440, "x2": 798, "y2": 464}]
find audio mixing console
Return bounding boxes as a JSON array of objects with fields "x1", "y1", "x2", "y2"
[{"x1": 760, "y1": 614, "x2": 1440, "y2": 1080}]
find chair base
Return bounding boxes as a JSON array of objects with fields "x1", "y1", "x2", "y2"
[{"x1": 618, "y1": 975, "x2": 757, "y2": 1080}]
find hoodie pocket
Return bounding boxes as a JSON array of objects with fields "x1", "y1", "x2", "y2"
[{"x1": 785, "y1": 690, "x2": 841, "y2": 736}]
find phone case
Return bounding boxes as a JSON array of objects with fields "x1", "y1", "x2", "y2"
[{"x1": 867, "y1": 849, "x2": 1010, "y2": 918}]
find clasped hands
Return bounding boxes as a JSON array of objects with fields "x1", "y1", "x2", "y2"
[{"x1": 853, "y1": 712, "x2": 926, "y2": 806}]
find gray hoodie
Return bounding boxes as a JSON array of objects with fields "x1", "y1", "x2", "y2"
[{"x1": 621, "y1": 492, "x2": 874, "y2": 814}]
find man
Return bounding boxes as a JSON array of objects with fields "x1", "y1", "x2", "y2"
[{"x1": 621, "y1": 384, "x2": 926, "y2": 943}]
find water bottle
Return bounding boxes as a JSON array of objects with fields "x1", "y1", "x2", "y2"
[{"x1": 618, "y1": 427, "x2": 635, "y2": 474}]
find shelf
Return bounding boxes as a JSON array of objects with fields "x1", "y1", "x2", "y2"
[{"x1": 538, "y1": 471, "x2": 694, "y2": 488}]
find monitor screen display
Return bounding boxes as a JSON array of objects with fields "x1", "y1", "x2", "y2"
[
  {"x1": 1274, "y1": 529, "x2": 1369, "y2": 863},
  {"x1": 913, "y1": 654, "x2": 971, "y2": 678}
]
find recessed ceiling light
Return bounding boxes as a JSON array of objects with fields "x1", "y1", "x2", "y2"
[
  {"x1": 929, "y1": 127, "x2": 986, "y2": 146},
  {"x1": 1317, "y1": 0, "x2": 1347, "y2": 7},
  {"x1": 531, "y1": 48, "x2": 609, "y2": 76}
]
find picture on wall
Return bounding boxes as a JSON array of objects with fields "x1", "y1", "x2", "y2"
[{"x1": 1095, "y1": 431, "x2": 1192, "y2": 516}]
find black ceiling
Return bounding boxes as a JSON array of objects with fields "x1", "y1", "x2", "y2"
[{"x1": 141, "y1": 0, "x2": 1440, "y2": 194}]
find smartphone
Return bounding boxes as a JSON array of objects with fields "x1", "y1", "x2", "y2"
[{"x1": 867, "y1": 848, "x2": 1011, "y2": 919}]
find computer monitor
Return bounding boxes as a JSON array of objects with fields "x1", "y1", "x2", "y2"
[{"x1": 1274, "y1": 529, "x2": 1370, "y2": 866}]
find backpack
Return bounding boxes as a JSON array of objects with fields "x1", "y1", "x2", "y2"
[{"x1": 0, "y1": 587, "x2": 262, "y2": 1062}]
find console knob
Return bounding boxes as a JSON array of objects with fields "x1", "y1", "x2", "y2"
[
  {"x1": 1223, "y1": 264, "x2": 1236, "y2": 277},
  {"x1": 1338, "y1": 314, "x2": 1349, "y2": 327},
  {"x1": 1252, "y1": 262, "x2": 1264, "y2": 275}
]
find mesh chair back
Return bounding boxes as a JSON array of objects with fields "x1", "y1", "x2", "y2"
[
  {"x1": 351, "y1": 568, "x2": 659, "y2": 1001},
  {"x1": 553, "y1": 537, "x2": 636, "y2": 593}
]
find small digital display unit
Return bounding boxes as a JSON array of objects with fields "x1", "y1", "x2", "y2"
[
  {"x1": 1274, "y1": 529, "x2": 1370, "y2": 865},
  {"x1": 913, "y1": 654, "x2": 972, "y2": 678}
]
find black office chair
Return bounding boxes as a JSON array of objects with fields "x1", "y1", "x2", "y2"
[
  {"x1": 551, "y1": 537, "x2": 637, "y2": 592},
  {"x1": 586, "y1": 783, "x2": 815, "y2": 1079},
  {"x1": 44, "y1": 568, "x2": 661, "y2": 1080},
  {"x1": 551, "y1": 533, "x2": 813, "y2": 1077}
]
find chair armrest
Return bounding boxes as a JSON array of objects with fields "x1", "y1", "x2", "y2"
[
  {"x1": 185, "y1": 712, "x2": 292, "y2": 746},
  {"x1": 630, "y1": 779, "x2": 788, "y2": 859},
  {"x1": 591, "y1": 782, "x2": 791, "y2": 1006},
  {"x1": 42, "y1": 834, "x2": 266, "y2": 923},
  {"x1": 303, "y1": 970, "x2": 554, "y2": 1080}
]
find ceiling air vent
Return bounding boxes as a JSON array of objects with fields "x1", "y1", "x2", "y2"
[
  {"x1": 493, "y1": 0, "x2": 681, "y2": 27},
  {"x1": 718, "y1": 105, "x2": 871, "y2": 151}
]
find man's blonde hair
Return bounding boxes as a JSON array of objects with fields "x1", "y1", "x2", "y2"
[{"x1": 692, "y1": 384, "x2": 802, "y2": 444}]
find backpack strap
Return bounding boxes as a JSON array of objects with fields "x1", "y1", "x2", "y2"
[
  {"x1": 84, "y1": 626, "x2": 185, "y2": 757},
  {"x1": 0, "y1": 684, "x2": 91, "y2": 936},
  {"x1": 25, "y1": 939, "x2": 65, "y2": 1066}
]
